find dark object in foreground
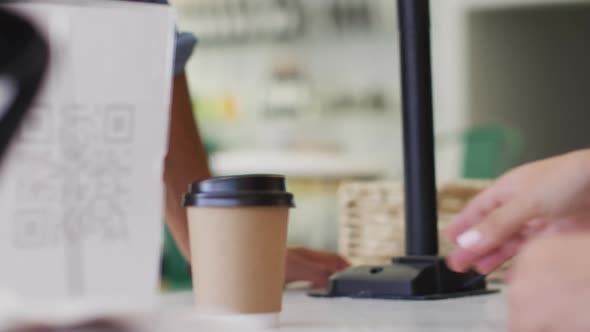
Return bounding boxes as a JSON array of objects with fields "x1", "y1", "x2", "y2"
[
  {"x1": 310, "y1": 256, "x2": 497, "y2": 300},
  {"x1": 0, "y1": 7, "x2": 49, "y2": 161}
]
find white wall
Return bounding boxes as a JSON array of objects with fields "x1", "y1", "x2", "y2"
[{"x1": 467, "y1": 1, "x2": 590, "y2": 163}]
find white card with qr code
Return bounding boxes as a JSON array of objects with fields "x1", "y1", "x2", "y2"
[{"x1": 0, "y1": 1, "x2": 175, "y2": 300}]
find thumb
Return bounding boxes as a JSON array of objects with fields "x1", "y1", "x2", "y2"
[{"x1": 455, "y1": 198, "x2": 537, "y2": 258}]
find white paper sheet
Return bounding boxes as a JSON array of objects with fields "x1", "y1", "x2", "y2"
[{"x1": 0, "y1": 0, "x2": 175, "y2": 300}]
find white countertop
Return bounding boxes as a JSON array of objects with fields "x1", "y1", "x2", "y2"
[
  {"x1": 156, "y1": 288, "x2": 508, "y2": 332},
  {"x1": 0, "y1": 288, "x2": 507, "y2": 331}
]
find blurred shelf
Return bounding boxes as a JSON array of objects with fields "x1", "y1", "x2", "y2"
[{"x1": 172, "y1": 0, "x2": 397, "y2": 48}]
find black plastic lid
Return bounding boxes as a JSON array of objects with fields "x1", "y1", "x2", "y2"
[{"x1": 183, "y1": 175, "x2": 295, "y2": 208}]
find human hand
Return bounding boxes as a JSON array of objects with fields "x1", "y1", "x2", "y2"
[
  {"x1": 285, "y1": 247, "x2": 350, "y2": 289},
  {"x1": 445, "y1": 150, "x2": 590, "y2": 274},
  {"x1": 509, "y1": 233, "x2": 590, "y2": 332}
]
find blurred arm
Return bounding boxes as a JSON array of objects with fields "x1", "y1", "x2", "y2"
[{"x1": 164, "y1": 73, "x2": 211, "y2": 260}]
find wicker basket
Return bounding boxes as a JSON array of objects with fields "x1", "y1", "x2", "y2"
[{"x1": 338, "y1": 179, "x2": 510, "y2": 281}]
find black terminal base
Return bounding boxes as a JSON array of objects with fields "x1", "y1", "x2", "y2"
[{"x1": 310, "y1": 256, "x2": 498, "y2": 300}]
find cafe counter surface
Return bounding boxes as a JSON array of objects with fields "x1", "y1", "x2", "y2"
[{"x1": 156, "y1": 287, "x2": 507, "y2": 331}]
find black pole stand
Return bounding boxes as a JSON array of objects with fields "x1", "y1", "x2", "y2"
[{"x1": 311, "y1": 0, "x2": 495, "y2": 300}]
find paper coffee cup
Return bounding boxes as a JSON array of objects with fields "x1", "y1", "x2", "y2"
[{"x1": 183, "y1": 175, "x2": 295, "y2": 328}]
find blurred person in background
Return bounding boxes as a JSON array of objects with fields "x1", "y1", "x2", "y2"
[
  {"x1": 130, "y1": 0, "x2": 348, "y2": 289},
  {"x1": 446, "y1": 149, "x2": 590, "y2": 331}
]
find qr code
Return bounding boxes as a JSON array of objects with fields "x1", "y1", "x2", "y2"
[{"x1": 12, "y1": 103, "x2": 135, "y2": 249}]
